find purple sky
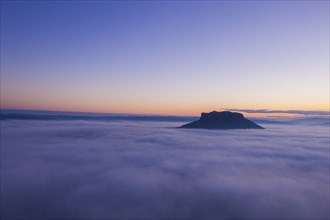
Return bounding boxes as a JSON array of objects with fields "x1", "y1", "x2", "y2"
[{"x1": 1, "y1": 1, "x2": 329, "y2": 115}]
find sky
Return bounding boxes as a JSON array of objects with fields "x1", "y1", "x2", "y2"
[{"x1": 1, "y1": 1, "x2": 329, "y2": 115}]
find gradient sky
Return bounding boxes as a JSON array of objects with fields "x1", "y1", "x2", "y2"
[{"x1": 1, "y1": 1, "x2": 329, "y2": 115}]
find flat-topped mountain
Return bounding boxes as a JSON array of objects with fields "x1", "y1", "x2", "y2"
[{"x1": 180, "y1": 111, "x2": 264, "y2": 129}]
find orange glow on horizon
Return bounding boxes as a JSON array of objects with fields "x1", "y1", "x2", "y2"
[{"x1": 1, "y1": 102, "x2": 328, "y2": 118}]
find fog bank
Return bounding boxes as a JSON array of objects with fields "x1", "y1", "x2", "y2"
[{"x1": 1, "y1": 118, "x2": 329, "y2": 219}]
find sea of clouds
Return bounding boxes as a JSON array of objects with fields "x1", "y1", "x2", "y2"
[{"x1": 1, "y1": 113, "x2": 329, "y2": 219}]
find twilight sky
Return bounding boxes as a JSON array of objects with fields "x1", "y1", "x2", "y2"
[{"x1": 1, "y1": 1, "x2": 329, "y2": 115}]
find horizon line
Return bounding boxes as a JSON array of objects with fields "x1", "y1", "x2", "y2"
[{"x1": 1, "y1": 107, "x2": 329, "y2": 118}]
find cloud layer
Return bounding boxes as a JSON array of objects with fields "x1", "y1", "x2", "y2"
[
  {"x1": 224, "y1": 108, "x2": 330, "y2": 116},
  {"x1": 1, "y1": 118, "x2": 329, "y2": 219}
]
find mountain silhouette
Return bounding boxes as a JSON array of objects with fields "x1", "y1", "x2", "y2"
[{"x1": 180, "y1": 111, "x2": 264, "y2": 129}]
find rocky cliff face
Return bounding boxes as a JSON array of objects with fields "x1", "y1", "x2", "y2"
[{"x1": 180, "y1": 111, "x2": 264, "y2": 129}]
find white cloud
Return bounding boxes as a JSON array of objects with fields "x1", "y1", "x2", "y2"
[
  {"x1": 224, "y1": 108, "x2": 330, "y2": 116},
  {"x1": 1, "y1": 119, "x2": 329, "y2": 219}
]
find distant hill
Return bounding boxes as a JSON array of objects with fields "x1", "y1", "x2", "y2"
[{"x1": 179, "y1": 111, "x2": 264, "y2": 129}]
